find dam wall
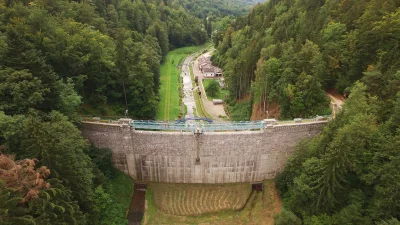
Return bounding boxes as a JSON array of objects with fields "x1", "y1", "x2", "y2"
[{"x1": 80, "y1": 121, "x2": 326, "y2": 183}]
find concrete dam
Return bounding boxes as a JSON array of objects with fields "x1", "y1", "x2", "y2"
[{"x1": 80, "y1": 119, "x2": 327, "y2": 183}]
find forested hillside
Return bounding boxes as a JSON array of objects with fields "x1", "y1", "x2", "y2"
[
  {"x1": 0, "y1": 0, "x2": 207, "y2": 119},
  {"x1": 0, "y1": 0, "x2": 206, "y2": 224},
  {"x1": 275, "y1": 82, "x2": 400, "y2": 224},
  {"x1": 173, "y1": 0, "x2": 265, "y2": 19},
  {"x1": 213, "y1": 0, "x2": 400, "y2": 120},
  {"x1": 211, "y1": 0, "x2": 400, "y2": 223},
  {"x1": 172, "y1": 0, "x2": 265, "y2": 46}
]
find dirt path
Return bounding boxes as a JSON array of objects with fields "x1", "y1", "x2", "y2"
[
  {"x1": 327, "y1": 90, "x2": 345, "y2": 118},
  {"x1": 192, "y1": 52, "x2": 227, "y2": 121}
]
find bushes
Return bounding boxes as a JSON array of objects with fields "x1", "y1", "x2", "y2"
[
  {"x1": 205, "y1": 79, "x2": 220, "y2": 97},
  {"x1": 274, "y1": 209, "x2": 301, "y2": 225},
  {"x1": 228, "y1": 100, "x2": 252, "y2": 121}
]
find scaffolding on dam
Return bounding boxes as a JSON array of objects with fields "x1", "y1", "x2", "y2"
[
  {"x1": 129, "y1": 115, "x2": 330, "y2": 132},
  {"x1": 130, "y1": 120, "x2": 266, "y2": 132},
  {"x1": 81, "y1": 115, "x2": 331, "y2": 132}
]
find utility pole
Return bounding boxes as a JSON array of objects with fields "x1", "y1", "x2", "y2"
[
  {"x1": 195, "y1": 127, "x2": 201, "y2": 165},
  {"x1": 123, "y1": 81, "x2": 128, "y2": 118}
]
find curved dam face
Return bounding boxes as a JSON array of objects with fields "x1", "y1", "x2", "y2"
[{"x1": 80, "y1": 121, "x2": 326, "y2": 183}]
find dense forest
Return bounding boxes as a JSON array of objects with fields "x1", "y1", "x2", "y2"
[
  {"x1": 211, "y1": 0, "x2": 400, "y2": 223},
  {"x1": 0, "y1": 0, "x2": 207, "y2": 119},
  {"x1": 174, "y1": 0, "x2": 265, "y2": 18},
  {"x1": 0, "y1": 0, "x2": 206, "y2": 224},
  {"x1": 275, "y1": 82, "x2": 400, "y2": 224},
  {"x1": 212, "y1": 0, "x2": 400, "y2": 120},
  {"x1": 173, "y1": 0, "x2": 265, "y2": 49}
]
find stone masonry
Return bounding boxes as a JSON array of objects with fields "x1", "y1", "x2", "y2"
[{"x1": 80, "y1": 121, "x2": 326, "y2": 183}]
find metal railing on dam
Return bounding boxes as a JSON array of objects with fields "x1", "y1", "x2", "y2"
[
  {"x1": 82, "y1": 115, "x2": 331, "y2": 132},
  {"x1": 131, "y1": 120, "x2": 266, "y2": 132}
]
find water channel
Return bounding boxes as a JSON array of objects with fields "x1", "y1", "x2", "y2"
[{"x1": 127, "y1": 184, "x2": 146, "y2": 225}]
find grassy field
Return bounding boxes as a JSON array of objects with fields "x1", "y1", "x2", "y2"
[
  {"x1": 150, "y1": 183, "x2": 251, "y2": 216},
  {"x1": 157, "y1": 45, "x2": 208, "y2": 121},
  {"x1": 142, "y1": 180, "x2": 282, "y2": 225},
  {"x1": 202, "y1": 78, "x2": 229, "y2": 101}
]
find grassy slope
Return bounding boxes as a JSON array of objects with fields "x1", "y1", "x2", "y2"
[
  {"x1": 151, "y1": 183, "x2": 251, "y2": 216},
  {"x1": 157, "y1": 46, "x2": 207, "y2": 121},
  {"x1": 107, "y1": 170, "x2": 134, "y2": 224},
  {"x1": 143, "y1": 180, "x2": 281, "y2": 225},
  {"x1": 202, "y1": 79, "x2": 229, "y2": 101},
  {"x1": 113, "y1": 171, "x2": 134, "y2": 213}
]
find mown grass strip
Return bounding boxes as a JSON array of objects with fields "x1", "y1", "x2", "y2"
[
  {"x1": 143, "y1": 182, "x2": 260, "y2": 225},
  {"x1": 147, "y1": 183, "x2": 251, "y2": 216},
  {"x1": 157, "y1": 45, "x2": 208, "y2": 121}
]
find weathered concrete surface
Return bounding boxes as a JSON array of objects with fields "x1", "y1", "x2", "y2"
[{"x1": 80, "y1": 122, "x2": 326, "y2": 183}]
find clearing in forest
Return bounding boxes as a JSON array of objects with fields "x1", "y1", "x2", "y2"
[
  {"x1": 157, "y1": 46, "x2": 206, "y2": 121},
  {"x1": 142, "y1": 180, "x2": 282, "y2": 225}
]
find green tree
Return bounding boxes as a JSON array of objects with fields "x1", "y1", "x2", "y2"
[
  {"x1": 115, "y1": 29, "x2": 158, "y2": 119},
  {"x1": 0, "y1": 154, "x2": 85, "y2": 225},
  {"x1": 274, "y1": 209, "x2": 301, "y2": 225},
  {"x1": 0, "y1": 181, "x2": 34, "y2": 225},
  {"x1": 0, "y1": 111, "x2": 94, "y2": 216},
  {"x1": 20, "y1": 112, "x2": 94, "y2": 211},
  {"x1": 147, "y1": 20, "x2": 169, "y2": 59},
  {"x1": 57, "y1": 79, "x2": 82, "y2": 122},
  {"x1": 0, "y1": 69, "x2": 48, "y2": 115},
  {"x1": 378, "y1": 218, "x2": 400, "y2": 225},
  {"x1": 206, "y1": 80, "x2": 220, "y2": 97},
  {"x1": 29, "y1": 180, "x2": 86, "y2": 225},
  {"x1": 105, "y1": 4, "x2": 119, "y2": 38},
  {"x1": 3, "y1": 19, "x2": 62, "y2": 113}
]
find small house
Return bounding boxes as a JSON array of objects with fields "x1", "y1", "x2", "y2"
[
  {"x1": 198, "y1": 56, "x2": 212, "y2": 70},
  {"x1": 199, "y1": 62, "x2": 209, "y2": 70},
  {"x1": 203, "y1": 66, "x2": 215, "y2": 77}
]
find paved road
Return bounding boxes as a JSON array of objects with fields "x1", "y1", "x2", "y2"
[{"x1": 192, "y1": 52, "x2": 227, "y2": 121}]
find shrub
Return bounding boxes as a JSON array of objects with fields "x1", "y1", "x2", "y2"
[
  {"x1": 205, "y1": 80, "x2": 220, "y2": 97},
  {"x1": 274, "y1": 209, "x2": 301, "y2": 225}
]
